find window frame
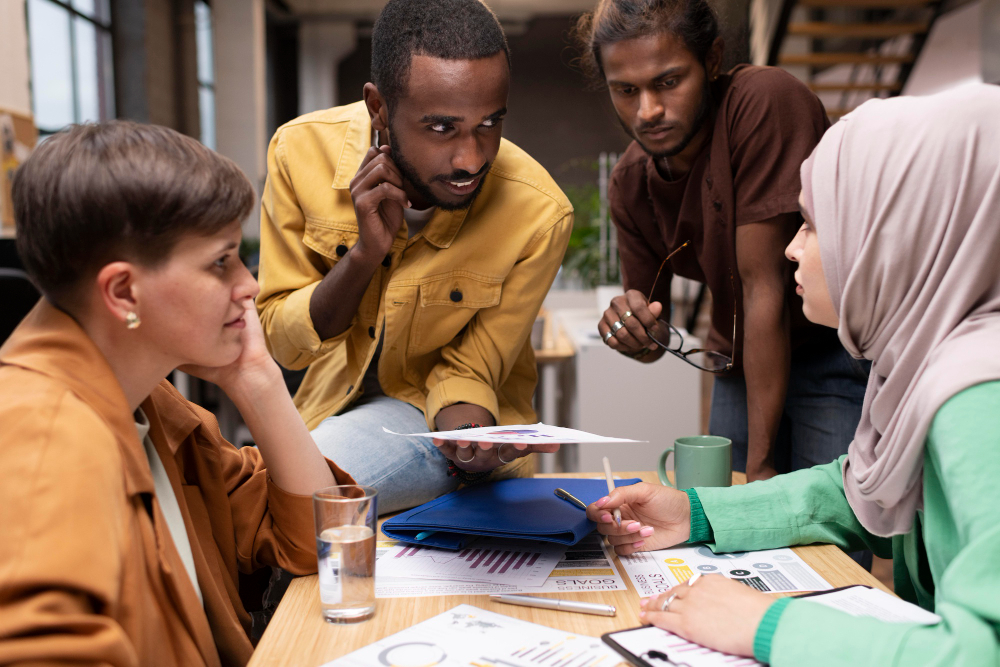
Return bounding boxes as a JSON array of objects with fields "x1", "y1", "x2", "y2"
[{"x1": 26, "y1": 0, "x2": 114, "y2": 136}]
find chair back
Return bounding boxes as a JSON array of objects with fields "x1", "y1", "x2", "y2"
[{"x1": 0, "y1": 268, "x2": 41, "y2": 344}]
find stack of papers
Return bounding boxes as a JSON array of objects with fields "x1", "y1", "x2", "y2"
[
  {"x1": 375, "y1": 534, "x2": 628, "y2": 598},
  {"x1": 326, "y1": 604, "x2": 620, "y2": 667}
]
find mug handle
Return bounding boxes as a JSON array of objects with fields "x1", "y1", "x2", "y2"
[{"x1": 658, "y1": 448, "x2": 676, "y2": 488}]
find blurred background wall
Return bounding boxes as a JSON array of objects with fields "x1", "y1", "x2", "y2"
[{"x1": 2, "y1": 0, "x2": 996, "y2": 241}]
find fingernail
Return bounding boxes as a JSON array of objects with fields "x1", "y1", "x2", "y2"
[
  {"x1": 639, "y1": 611, "x2": 646, "y2": 618},
  {"x1": 633, "y1": 540, "x2": 645, "y2": 548},
  {"x1": 596, "y1": 496, "x2": 609, "y2": 507},
  {"x1": 640, "y1": 527, "x2": 654, "y2": 537},
  {"x1": 406, "y1": 200, "x2": 412, "y2": 208},
  {"x1": 627, "y1": 522, "x2": 641, "y2": 533},
  {"x1": 639, "y1": 598, "x2": 648, "y2": 608},
  {"x1": 600, "y1": 513, "x2": 612, "y2": 523}
]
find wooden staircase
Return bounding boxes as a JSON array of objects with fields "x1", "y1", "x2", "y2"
[{"x1": 766, "y1": 0, "x2": 943, "y2": 118}]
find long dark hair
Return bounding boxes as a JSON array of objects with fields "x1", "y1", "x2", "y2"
[{"x1": 575, "y1": 0, "x2": 721, "y2": 86}]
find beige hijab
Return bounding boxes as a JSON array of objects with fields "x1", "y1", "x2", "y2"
[{"x1": 802, "y1": 84, "x2": 1000, "y2": 537}]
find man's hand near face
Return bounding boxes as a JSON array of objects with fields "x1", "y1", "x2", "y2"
[
  {"x1": 308, "y1": 146, "x2": 410, "y2": 341},
  {"x1": 351, "y1": 145, "x2": 409, "y2": 265}
]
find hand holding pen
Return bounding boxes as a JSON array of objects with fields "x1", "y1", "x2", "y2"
[
  {"x1": 585, "y1": 481, "x2": 695, "y2": 555},
  {"x1": 602, "y1": 456, "x2": 622, "y2": 527}
]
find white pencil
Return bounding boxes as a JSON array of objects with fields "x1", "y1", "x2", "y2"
[{"x1": 602, "y1": 456, "x2": 622, "y2": 527}]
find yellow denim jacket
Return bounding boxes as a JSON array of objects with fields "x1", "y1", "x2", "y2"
[{"x1": 257, "y1": 102, "x2": 573, "y2": 434}]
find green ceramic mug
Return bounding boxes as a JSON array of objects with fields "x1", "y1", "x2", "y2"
[{"x1": 658, "y1": 436, "x2": 733, "y2": 489}]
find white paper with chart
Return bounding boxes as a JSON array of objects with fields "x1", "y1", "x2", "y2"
[
  {"x1": 384, "y1": 423, "x2": 641, "y2": 443},
  {"x1": 377, "y1": 538, "x2": 563, "y2": 586},
  {"x1": 620, "y1": 545, "x2": 831, "y2": 596},
  {"x1": 375, "y1": 534, "x2": 628, "y2": 598},
  {"x1": 324, "y1": 604, "x2": 620, "y2": 667}
]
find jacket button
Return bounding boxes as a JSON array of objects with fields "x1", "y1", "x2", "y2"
[
  {"x1": 336, "y1": 244, "x2": 348, "y2": 257},
  {"x1": 450, "y1": 290, "x2": 463, "y2": 303},
  {"x1": 706, "y1": 176, "x2": 713, "y2": 188},
  {"x1": 368, "y1": 326, "x2": 376, "y2": 338},
  {"x1": 712, "y1": 200, "x2": 722, "y2": 211},
  {"x1": 382, "y1": 254, "x2": 392, "y2": 267}
]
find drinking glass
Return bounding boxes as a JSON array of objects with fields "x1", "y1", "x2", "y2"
[{"x1": 312, "y1": 485, "x2": 378, "y2": 623}]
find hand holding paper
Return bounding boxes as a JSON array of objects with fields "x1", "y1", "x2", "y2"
[
  {"x1": 387, "y1": 423, "x2": 642, "y2": 473},
  {"x1": 385, "y1": 423, "x2": 642, "y2": 444}
]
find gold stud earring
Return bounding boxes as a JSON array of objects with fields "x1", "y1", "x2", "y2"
[{"x1": 125, "y1": 311, "x2": 141, "y2": 330}]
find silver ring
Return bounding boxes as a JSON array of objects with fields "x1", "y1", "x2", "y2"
[
  {"x1": 603, "y1": 331, "x2": 615, "y2": 343},
  {"x1": 456, "y1": 446, "x2": 476, "y2": 463},
  {"x1": 622, "y1": 311, "x2": 633, "y2": 320},
  {"x1": 610, "y1": 321, "x2": 625, "y2": 334},
  {"x1": 660, "y1": 592, "x2": 678, "y2": 612},
  {"x1": 497, "y1": 442, "x2": 516, "y2": 464}
]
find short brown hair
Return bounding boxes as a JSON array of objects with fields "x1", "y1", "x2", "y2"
[
  {"x1": 13, "y1": 121, "x2": 254, "y2": 302},
  {"x1": 574, "y1": 0, "x2": 720, "y2": 86}
]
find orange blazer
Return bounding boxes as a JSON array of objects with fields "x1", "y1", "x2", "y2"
[{"x1": 0, "y1": 301, "x2": 353, "y2": 666}]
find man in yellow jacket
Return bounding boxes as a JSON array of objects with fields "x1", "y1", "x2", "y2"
[{"x1": 257, "y1": 0, "x2": 573, "y2": 513}]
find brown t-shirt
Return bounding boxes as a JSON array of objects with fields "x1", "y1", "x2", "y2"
[{"x1": 611, "y1": 65, "x2": 833, "y2": 369}]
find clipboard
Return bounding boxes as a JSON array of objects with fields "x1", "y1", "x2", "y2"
[
  {"x1": 602, "y1": 627, "x2": 671, "y2": 667},
  {"x1": 601, "y1": 625, "x2": 723, "y2": 667},
  {"x1": 601, "y1": 586, "x2": 929, "y2": 667},
  {"x1": 602, "y1": 624, "x2": 764, "y2": 667},
  {"x1": 600, "y1": 590, "x2": 870, "y2": 666}
]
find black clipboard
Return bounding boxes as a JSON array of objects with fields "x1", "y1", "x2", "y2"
[
  {"x1": 601, "y1": 588, "x2": 873, "y2": 667},
  {"x1": 601, "y1": 626, "x2": 692, "y2": 667}
]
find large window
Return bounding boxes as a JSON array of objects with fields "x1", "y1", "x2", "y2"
[
  {"x1": 26, "y1": 0, "x2": 115, "y2": 135},
  {"x1": 195, "y1": 0, "x2": 216, "y2": 149}
]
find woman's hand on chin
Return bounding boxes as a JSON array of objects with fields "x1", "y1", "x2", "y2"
[{"x1": 179, "y1": 298, "x2": 281, "y2": 400}]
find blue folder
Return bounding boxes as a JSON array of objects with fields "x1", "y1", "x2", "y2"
[{"x1": 381, "y1": 477, "x2": 642, "y2": 550}]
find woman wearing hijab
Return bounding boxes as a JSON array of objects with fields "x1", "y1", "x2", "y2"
[
  {"x1": 585, "y1": 84, "x2": 1000, "y2": 664},
  {"x1": 0, "y1": 122, "x2": 354, "y2": 666}
]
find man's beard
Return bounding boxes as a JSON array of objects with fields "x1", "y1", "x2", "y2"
[
  {"x1": 626, "y1": 76, "x2": 712, "y2": 160},
  {"x1": 388, "y1": 124, "x2": 490, "y2": 211}
]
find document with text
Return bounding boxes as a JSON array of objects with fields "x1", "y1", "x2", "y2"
[
  {"x1": 385, "y1": 423, "x2": 641, "y2": 443},
  {"x1": 375, "y1": 534, "x2": 628, "y2": 598},
  {"x1": 326, "y1": 604, "x2": 620, "y2": 667},
  {"x1": 620, "y1": 545, "x2": 832, "y2": 596}
]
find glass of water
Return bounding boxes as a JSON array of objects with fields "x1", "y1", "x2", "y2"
[{"x1": 312, "y1": 485, "x2": 378, "y2": 623}]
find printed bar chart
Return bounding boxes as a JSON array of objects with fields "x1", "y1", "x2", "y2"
[{"x1": 379, "y1": 539, "x2": 563, "y2": 586}]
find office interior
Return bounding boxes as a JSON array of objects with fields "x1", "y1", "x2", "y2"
[{"x1": 1, "y1": 0, "x2": 997, "y2": 598}]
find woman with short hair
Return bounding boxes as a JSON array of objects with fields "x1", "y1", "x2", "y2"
[{"x1": 0, "y1": 121, "x2": 353, "y2": 666}]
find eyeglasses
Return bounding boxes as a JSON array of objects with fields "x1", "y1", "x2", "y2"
[{"x1": 645, "y1": 241, "x2": 735, "y2": 374}]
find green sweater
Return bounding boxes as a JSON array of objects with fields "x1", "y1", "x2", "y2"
[{"x1": 690, "y1": 381, "x2": 1000, "y2": 666}]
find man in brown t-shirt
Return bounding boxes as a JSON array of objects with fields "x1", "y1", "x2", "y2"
[{"x1": 576, "y1": 0, "x2": 870, "y2": 481}]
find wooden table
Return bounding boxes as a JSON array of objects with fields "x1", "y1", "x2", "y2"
[{"x1": 248, "y1": 472, "x2": 889, "y2": 666}]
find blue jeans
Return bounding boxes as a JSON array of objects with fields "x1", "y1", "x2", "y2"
[
  {"x1": 709, "y1": 332, "x2": 871, "y2": 474},
  {"x1": 311, "y1": 394, "x2": 460, "y2": 515}
]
